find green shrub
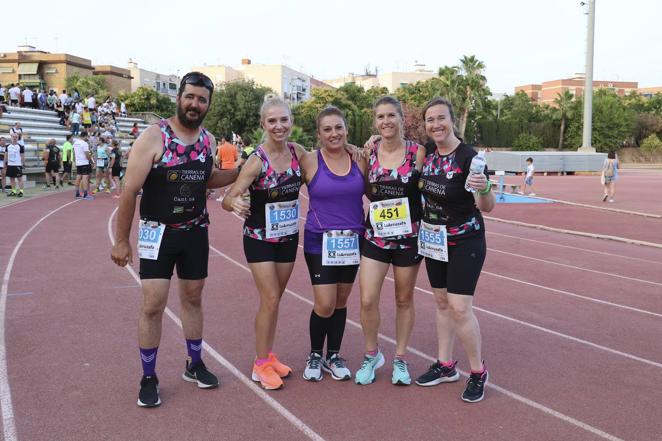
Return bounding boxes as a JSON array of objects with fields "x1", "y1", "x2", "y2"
[
  {"x1": 640, "y1": 134, "x2": 662, "y2": 152},
  {"x1": 512, "y1": 133, "x2": 542, "y2": 151}
]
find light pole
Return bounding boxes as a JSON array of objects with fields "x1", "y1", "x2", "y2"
[{"x1": 579, "y1": 0, "x2": 596, "y2": 152}]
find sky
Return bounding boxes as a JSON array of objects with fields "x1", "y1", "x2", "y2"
[{"x1": 7, "y1": 0, "x2": 661, "y2": 94}]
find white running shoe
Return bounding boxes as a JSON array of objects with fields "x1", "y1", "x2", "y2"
[
  {"x1": 322, "y1": 353, "x2": 351, "y2": 381},
  {"x1": 303, "y1": 352, "x2": 323, "y2": 381}
]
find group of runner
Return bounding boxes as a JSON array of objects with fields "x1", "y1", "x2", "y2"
[{"x1": 110, "y1": 72, "x2": 495, "y2": 409}]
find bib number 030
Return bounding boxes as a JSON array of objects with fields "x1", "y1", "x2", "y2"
[{"x1": 137, "y1": 220, "x2": 166, "y2": 260}]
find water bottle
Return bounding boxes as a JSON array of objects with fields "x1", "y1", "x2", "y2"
[{"x1": 465, "y1": 150, "x2": 486, "y2": 193}]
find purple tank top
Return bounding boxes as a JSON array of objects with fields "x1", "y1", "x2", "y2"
[{"x1": 304, "y1": 150, "x2": 365, "y2": 254}]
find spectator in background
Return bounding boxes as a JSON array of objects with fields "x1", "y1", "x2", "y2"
[
  {"x1": 21, "y1": 88, "x2": 33, "y2": 108},
  {"x1": 120, "y1": 101, "x2": 127, "y2": 117},
  {"x1": 42, "y1": 138, "x2": 62, "y2": 189},
  {"x1": 601, "y1": 151, "x2": 619, "y2": 203},
  {"x1": 47, "y1": 90, "x2": 57, "y2": 110},
  {"x1": 108, "y1": 139, "x2": 123, "y2": 198},
  {"x1": 59, "y1": 90, "x2": 69, "y2": 110},
  {"x1": 216, "y1": 133, "x2": 238, "y2": 169},
  {"x1": 0, "y1": 84, "x2": 6, "y2": 102},
  {"x1": 82, "y1": 107, "x2": 92, "y2": 129},
  {"x1": 130, "y1": 122, "x2": 139, "y2": 138},
  {"x1": 8, "y1": 84, "x2": 21, "y2": 107},
  {"x1": 61, "y1": 134, "x2": 74, "y2": 186},
  {"x1": 0, "y1": 137, "x2": 6, "y2": 193},
  {"x1": 519, "y1": 157, "x2": 535, "y2": 196},
  {"x1": 71, "y1": 110, "x2": 81, "y2": 135},
  {"x1": 10, "y1": 122, "x2": 25, "y2": 148},
  {"x1": 73, "y1": 89, "x2": 80, "y2": 102},
  {"x1": 38, "y1": 89, "x2": 47, "y2": 110},
  {"x1": 5, "y1": 133, "x2": 24, "y2": 197}
]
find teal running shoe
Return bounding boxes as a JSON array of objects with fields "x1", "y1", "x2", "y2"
[
  {"x1": 354, "y1": 351, "x2": 385, "y2": 385},
  {"x1": 391, "y1": 359, "x2": 411, "y2": 385}
]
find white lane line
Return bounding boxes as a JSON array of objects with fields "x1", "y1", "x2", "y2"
[
  {"x1": 107, "y1": 209, "x2": 325, "y2": 441},
  {"x1": 0, "y1": 190, "x2": 64, "y2": 210},
  {"x1": 1, "y1": 199, "x2": 80, "y2": 441},
  {"x1": 396, "y1": 280, "x2": 662, "y2": 369},
  {"x1": 481, "y1": 271, "x2": 662, "y2": 319},
  {"x1": 209, "y1": 246, "x2": 624, "y2": 441},
  {"x1": 486, "y1": 231, "x2": 662, "y2": 266},
  {"x1": 487, "y1": 248, "x2": 662, "y2": 288}
]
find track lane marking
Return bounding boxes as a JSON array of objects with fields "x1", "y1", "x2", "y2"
[
  {"x1": 208, "y1": 245, "x2": 625, "y2": 441},
  {"x1": 1, "y1": 199, "x2": 80, "y2": 441},
  {"x1": 486, "y1": 231, "x2": 662, "y2": 266},
  {"x1": 107, "y1": 208, "x2": 325, "y2": 441}
]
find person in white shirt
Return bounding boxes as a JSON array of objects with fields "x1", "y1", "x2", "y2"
[
  {"x1": 0, "y1": 85, "x2": 7, "y2": 103},
  {"x1": 0, "y1": 136, "x2": 7, "y2": 193},
  {"x1": 22, "y1": 88, "x2": 34, "y2": 108},
  {"x1": 87, "y1": 95, "x2": 96, "y2": 111},
  {"x1": 5, "y1": 133, "x2": 24, "y2": 197},
  {"x1": 8, "y1": 84, "x2": 21, "y2": 106},
  {"x1": 73, "y1": 131, "x2": 93, "y2": 199},
  {"x1": 120, "y1": 101, "x2": 127, "y2": 117},
  {"x1": 75, "y1": 101, "x2": 84, "y2": 115},
  {"x1": 520, "y1": 157, "x2": 536, "y2": 196},
  {"x1": 9, "y1": 122, "x2": 25, "y2": 147},
  {"x1": 59, "y1": 90, "x2": 69, "y2": 109}
]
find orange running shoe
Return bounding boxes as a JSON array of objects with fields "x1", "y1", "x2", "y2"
[
  {"x1": 251, "y1": 362, "x2": 283, "y2": 390},
  {"x1": 268, "y1": 352, "x2": 292, "y2": 378}
]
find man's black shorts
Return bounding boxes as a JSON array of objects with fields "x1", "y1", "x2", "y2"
[
  {"x1": 46, "y1": 162, "x2": 60, "y2": 173},
  {"x1": 76, "y1": 165, "x2": 91, "y2": 175},
  {"x1": 5, "y1": 166, "x2": 22, "y2": 178},
  {"x1": 63, "y1": 162, "x2": 72, "y2": 173},
  {"x1": 140, "y1": 226, "x2": 209, "y2": 280}
]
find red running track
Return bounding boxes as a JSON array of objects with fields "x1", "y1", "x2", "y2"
[{"x1": 1, "y1": 189, "x2": 661, "y2": 441}]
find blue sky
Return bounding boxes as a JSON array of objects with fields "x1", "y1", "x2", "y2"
[{"x1": 8, "y1": 0, "x2": 661, "y2": 93}]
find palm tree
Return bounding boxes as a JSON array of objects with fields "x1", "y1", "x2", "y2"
[
  {"x1": 554, "y1": 89, "x2": 574, "y2": 149},
  {"x1": 457, "y1": 55, "x2": 487, "y2": 139}
]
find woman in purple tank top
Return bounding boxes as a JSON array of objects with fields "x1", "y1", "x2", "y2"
[{"x1": 298, "y1": 106, "x2": 367, "y2": 382}]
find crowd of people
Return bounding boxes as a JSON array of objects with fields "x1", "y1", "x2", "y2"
[
  {"x1": 0, "y1": 85, "x2": 135, "y2": 198},
  {"x1": 110, "y1": 72, "x2": 495, "y2": 409}
]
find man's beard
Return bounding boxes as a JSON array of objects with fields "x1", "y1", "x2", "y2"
[{"x1": 176, "y1": 105, "x2": 207, "y2": 129}]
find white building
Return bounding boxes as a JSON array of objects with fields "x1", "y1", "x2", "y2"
[
  {"x1": 325, "y1": 63, "x2": 435, "y2": 93},
  {"x1": 127, "y1": 59, "x2": 180, "y2": 102},
  {"x1": 192, "y1": 59, "x2": 312, "y2": 104}
]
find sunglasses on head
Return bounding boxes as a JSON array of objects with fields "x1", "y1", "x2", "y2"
[{"x1": 180, "y1": 72, "x2": 214, "y2": 92}]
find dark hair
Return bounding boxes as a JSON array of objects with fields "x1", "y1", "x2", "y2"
[
  {"x1": 526, "y1": 157, "x2": 533, "y2": 162},
  {"x1": 607, "y1": 151, "x2": 616, "y2": 159},
  {"x1": 66, "y1": 134, "x2": 72, "y2": 141},
  {"x1": 422, "y1": 97, "x2": 456, "y2": 126},
  {"x1": 80, "y1": 131, "x2": 88, "y2": 138},
  {"x1": 373, "y1": 96, "x2": 403, "y2": 118},
  {"x1": 178, "y1": 71, "x2": 214, "y2": 98},
  {"x1": 224, "y1": 133, "x2": 233, "y2": 142},
  {"x1": 316, "y1": 105, "x2": 347, "y2": 130}
]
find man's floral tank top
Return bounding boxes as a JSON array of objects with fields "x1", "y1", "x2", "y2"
[
  {"x1": 243, "y1": 142, "x2": 302, "y2": 242},
  {"x1": 364, "y1": 140, "x2": 423, "y2": 249}
]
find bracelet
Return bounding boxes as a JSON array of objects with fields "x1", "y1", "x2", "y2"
[{"x1": 478, "y1": 180, "x2": 492, "y2": 195}]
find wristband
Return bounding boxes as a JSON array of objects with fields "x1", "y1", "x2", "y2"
[{"x1": 478, "y1": 180, "x2": 492, "y2": 195}]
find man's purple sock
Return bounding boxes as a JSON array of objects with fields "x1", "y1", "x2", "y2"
[
  {"x1": 140, "y1": 347, "x2": 158, "y2": 377},
  {"x1": 186, "y1": 338, "x2": 203, "y2": 366}
]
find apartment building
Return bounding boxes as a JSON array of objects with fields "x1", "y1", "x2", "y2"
[
  {"x1": 515, "y1": 75, "x2": 638, "y2": 107},
  {"x1": 127, "y1": 59, "x2": 180, "y2": 102}
]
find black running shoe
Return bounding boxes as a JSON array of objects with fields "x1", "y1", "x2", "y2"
[
  {"x1": 415, "y1": 360, "x2": 460, "y2": 386},
  {"x1": 137, "y1": 375, "x2": 161, "y2": 408},
  {"x1": 182, "y1": 360, "x2": 219, "y2": 389},
  {"x1": 462, "y1": 369, "x2": 488, "y2": 403}
]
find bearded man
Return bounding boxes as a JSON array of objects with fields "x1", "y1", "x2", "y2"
[{"x1": 111, "y1": 72, "x2": 238, "y2": 407}]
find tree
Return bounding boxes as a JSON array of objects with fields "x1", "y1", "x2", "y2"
[
  {"x1": 456, "y1": 55, "x2": 489, "y2": 139},
  {"x1": 205, "y1": 80, "x2": 273, "y2": 139},
  {"x1": 553, "y1": 90, "x2": 574, "y2": 149},
  {"x1": 117, "y1": 87, "x2": 175, "y2": 116},
  {"x1": 641, "y1": 133, "x2": 662, "y2": 152},
  {"x1": 66, "y1": 73, "x2": 109, "y2": 99},
  {"x1": 632, "y1": 113, "x2": 662, "y2": 146},
  {"x1": 566, "y1": 90, "x2": 633, "y2": 152}
]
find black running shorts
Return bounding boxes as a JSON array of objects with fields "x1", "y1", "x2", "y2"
[
  {"x1": 139, "y1": 226, "x2": 209, "y2": 280},
  {"x1": 5, "y1": 166, "x2": 22, "y2": 178},
  {"x1": 243, "y1": 234, "x2": 299, "y2": 263},
  {"x1": 361, "y1": 237, "x2": 423, "y2": 268},
  {"x1": 424, "y1": 234, "x2": 486, "y2": 295},
  {"x1": 304, "y1": 252, "x2": 360, "y2": 286},
  {"x1": 76, "y1": 165, "x2": 91, "y2": 176},
  {"x1": 46, "y1": 162, "x2": 60, "y2": 173}
]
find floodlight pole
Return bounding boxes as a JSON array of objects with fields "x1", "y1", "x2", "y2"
[{"x1": 580, "y1": 0, "x2": 596, "y2": 152}]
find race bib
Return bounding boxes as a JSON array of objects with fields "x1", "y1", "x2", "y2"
[
  {"x1": 265, "y1": 200, "x2": 299, "y2": 239},
  {"x1": 322, "y1": 230, "x2": 360, "y2": 266},
  {"x1": 96, "y1": 159, "x2": 105, "y2": 167},
  {"x1": 369, "y1": 197, "x2": 412, "y2": 237},
  {"x1": 417, "y1": 221, "x2": 448, "y2": 262},
  {"x1": 0, "y1": 160, "x2": 4, "y2": 168},
  {"x1": 137, "y1": 220, "x2": 166, "y2": 260}
]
